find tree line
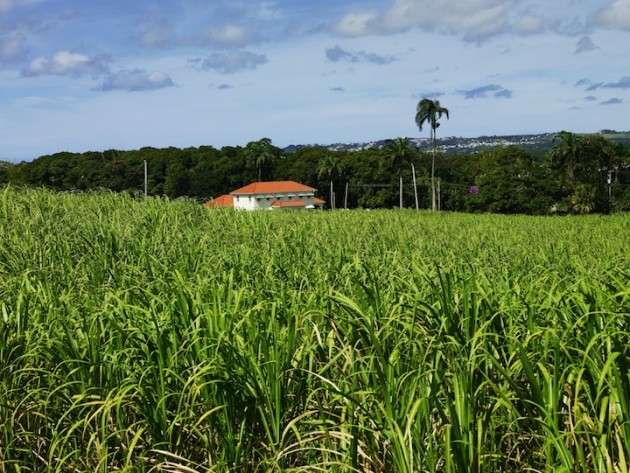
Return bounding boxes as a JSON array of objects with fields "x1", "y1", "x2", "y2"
[{"x1": 1, "y1": 131, "x2": 628, "y2": 214}]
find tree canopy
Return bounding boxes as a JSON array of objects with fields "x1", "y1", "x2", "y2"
[{"x1": 3, "y1": 133, "x2": 629, "y2": 214}]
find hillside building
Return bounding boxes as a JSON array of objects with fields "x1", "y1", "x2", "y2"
[{"x1": 206, "y1": 181, "x2": 325, "y2": 210}]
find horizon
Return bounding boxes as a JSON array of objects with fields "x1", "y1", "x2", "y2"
[
  {"x1": 2, "y1": 128, "x2": 630, "y2": 164},
  {"x1": 1, "y1": 1, "x2": 629, "y2": 162}
]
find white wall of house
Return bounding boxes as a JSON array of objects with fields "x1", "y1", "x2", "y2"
[
  {"x1": 233, "y1": 194, "x2": 257, "y2": 211},
  {"x1": 233, "y1": 191, "x2": 315, "y2": 210}
]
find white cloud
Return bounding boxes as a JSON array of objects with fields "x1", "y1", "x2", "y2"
[
  {"x1": 514, "y1": 14, "x2": 546, "y2": 35},
  {"x1": 333, "y1": 11, "x2": 380, "y2": 37},
  {"x1": 204, "y1": 25, "x2": 249, "y2": 47},
  {"x1": 594, "y1": 0, "x2": 630, "y2": 31},
  {"x1": 333, "y1": 0, "x2": 519, "y2": 41},
  {"x1": 100, "y1": 69, "x2": 175, "y2": 92},
  {"x1": 22, "y1": 50, "x2": 109, "y2": 78}
]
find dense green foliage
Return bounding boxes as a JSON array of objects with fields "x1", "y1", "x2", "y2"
[
  {"x1": 1, "y1": 186, "x2": 629, "y2": 472},
  {"x1": 4, "y1": 132, "x2": 630, "y2": 213}
]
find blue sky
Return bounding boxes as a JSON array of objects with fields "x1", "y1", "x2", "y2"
[{"x1": 1, "y1": 0, "x2": 629, "y2": 162}]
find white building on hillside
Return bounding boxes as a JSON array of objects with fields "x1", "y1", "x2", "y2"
[{"x1": 229, "y1": 181, "x2": 325, "y2": 210}]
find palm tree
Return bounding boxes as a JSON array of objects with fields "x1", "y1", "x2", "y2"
[
  {"x1": 318, "y1": 154, "x2": 341, "y2": 209},
  {"x1": 383, "y1": 137, "x2": 415, "y2": 209},
  {"x1": 415, "y1": 98, "x2": 449, "y2": 211},
  {"x1": 244, "y1": 137, "x2": 277, "y2": 182},
  {"x1": 549, "y1": 131, "x2": 582, "y2": 186}
]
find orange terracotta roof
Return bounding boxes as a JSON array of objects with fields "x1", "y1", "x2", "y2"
[
  {"x1": 204, "y1": 194, "x2": 234, "y2": 207},
  {"x1": 271, "y1": 199, "x2": 311, "y2": 208},
  {"x1": 230, "y1": 181, "x2": 317, "y2": 195},
  {"x1": 313, "y1": 197, "x2": 325, "y2": 205}
]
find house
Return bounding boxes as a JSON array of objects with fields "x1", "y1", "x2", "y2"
[
  {"x1": 225, "y1": 181, "x2": 325, "y2": 210},
  {"x1": 203, "y1": 194, "x2": 234, "y2": 207},
  {"x1": 270, "y1": 198, "x2": 326, "y2": 209}
]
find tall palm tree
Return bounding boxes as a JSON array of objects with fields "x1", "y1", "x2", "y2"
[
  {"x1": 244, "y1": 137, "x2": 276, "y2": 182},
  {"x1": 415, "y1": 98, "x2": 449, "y2": 211},
  {"x1": 318, "y1": 154, "x2": 341, "y2": 209},
  {"x1": 383, "y1": 137, "x2": 415, "y2": 209}
]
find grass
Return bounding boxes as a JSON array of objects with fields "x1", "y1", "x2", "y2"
[{"x1": 0, "y1": 185, "x2": 629, "y2": 472}]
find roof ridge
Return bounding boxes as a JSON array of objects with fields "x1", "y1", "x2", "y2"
[{"x1": 230, "y1": 180, "x2": 317, "y2": 195}]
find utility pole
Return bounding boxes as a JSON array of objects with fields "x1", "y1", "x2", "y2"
[
  {"x1": 411, "y1": 163, "x2": 419, "y2": 210},
  {"x1": 608, "y1": 170, "x2": 612, "y2": 212},
  {"x1": 329, "y1": 181, "x2": 334, "y2": 210},
  {"x1": 144, "y1": 160, "x2": 148, "y2": 197}
]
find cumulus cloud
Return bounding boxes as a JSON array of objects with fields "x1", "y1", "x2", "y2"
[
  {"x1": 325, "y1": 45, "x2": 395, "y2": 65},
  {"x1": 332, "y1": 0, "x2": 535, "y2": 42},
  {"x1": 217, "y1": 83, "x2": 233, "y2": 90},
  {"x1": 22, "y1": 50, "x2": 109, "y2": 78},
  {"x1": 204, "y1": 25, "x2": 249, "y2": 47},
  {"x1": 575, "y1": 36, "x2": 597, "y2": 54},
  {"x1": 458, "y1": 84, "x2": 512, "y2": 99},
  {"x1": 584, "y1": 95, "x2": 597, "y2": 101},
  {"x1": 100, "y1": 69, "x2": 174, "y2": 92},
  {"x1": 200, "y1": 50, "x2": 268, "y2": 74},
  {"x1": 601, "y1": 97, "x2": 622, "y2": 105},
  {"x1": 594, "y1": 0, "x2": 630, "y2": 31}
]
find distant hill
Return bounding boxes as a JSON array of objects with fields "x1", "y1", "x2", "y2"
[{"x1": 285, "y1": 130, "x2": 630, "y2": 155}]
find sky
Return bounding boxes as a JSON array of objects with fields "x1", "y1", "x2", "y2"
[{"x1": 1, "y1": 0, "x2": 629, "y2": 162}]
